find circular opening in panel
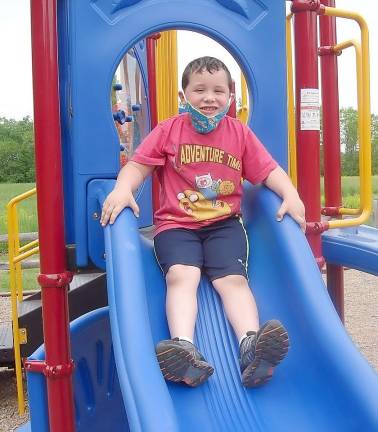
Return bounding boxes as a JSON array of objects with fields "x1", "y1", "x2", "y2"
[{"x1": 111, "y1": 30, "x2": 251, "y2": 168}]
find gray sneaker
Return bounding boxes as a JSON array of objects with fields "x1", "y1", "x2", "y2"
[
  {"x1": 239, "y1": 320, "x2": 289, "y2": 387},
  {"x1": 156, "y1": 338, "x2": 214, "y2": 387}
]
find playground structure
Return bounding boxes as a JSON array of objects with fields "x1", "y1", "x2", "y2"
[{"x1": 1, "y1": 0, "x2": 377, "y2": 431}]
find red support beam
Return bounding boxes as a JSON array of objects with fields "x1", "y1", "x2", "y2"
[
  {"x1": 319, "y1": 0, "x2": 344, "y2": 320},
  {"x1": 319, "y1": 0, "x2": 342, "y2": 207},
  {"x1": 29, "y1": 1, "x2": 75, "y2": 430},
  {"x1": 292, "y1": 0, "x2": 324, "y2": 268}
]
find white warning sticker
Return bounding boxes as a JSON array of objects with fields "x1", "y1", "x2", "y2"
[{"x1": 300, "y1": 88, "x2": 320, "y2": 131}]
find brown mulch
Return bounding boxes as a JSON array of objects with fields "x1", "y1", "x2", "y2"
[
  {"x1": 0, "y1": 269, "x2": 377, "y2": 431},
  {"x1": 0, "y1": 369, "x2": 28, "y2": 432}
]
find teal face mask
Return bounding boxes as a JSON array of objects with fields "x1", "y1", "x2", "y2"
[{"x1": 184, "y1": 100, "x2": 231, "y2": 134}]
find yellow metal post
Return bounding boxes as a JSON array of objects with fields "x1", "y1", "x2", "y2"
[
  {"x1": 7, "y1": 187, "x2": 39, "y2": 415},
  {"x1": 7, "y1": 202, "x2": 26, "y2": 415},
  {"x1": 286, "y1": 13, "x2": 297, "y2": 187},
  {"x1": 237, "y1": 73, "x2": 249, "y2": 124},
  {"x1": 156, "y1": 30, "x2": 179, "y2": 121}
]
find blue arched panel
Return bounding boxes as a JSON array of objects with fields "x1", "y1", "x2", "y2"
[{"x1": 59, "y1": 0, "x2": 287, "y2": 266}]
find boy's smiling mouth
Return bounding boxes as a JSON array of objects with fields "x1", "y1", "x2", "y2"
[{"x1": 199, "y1": 106, "x2": 218, "y2": 115}]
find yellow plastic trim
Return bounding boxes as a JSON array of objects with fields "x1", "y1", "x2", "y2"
[
  {"x1": 237, "y1": 73, "x2": 249, "y2": 124},
  {"x1": 7, "y1": 187, "x2": 39, "y2": 415},
  {"x1": 286, "y1": 13, "x2": 297, "y2": 187},
  {"x1": 156, "y1": 30, "x2": 178, "y2": 122},
  {"x1": 322, "y1": 7, "x2": 372, "y2": 229}
]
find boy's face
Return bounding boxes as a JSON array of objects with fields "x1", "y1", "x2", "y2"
[{"x1": 180, "y1": 69, "x2": 232, "y2": 117}]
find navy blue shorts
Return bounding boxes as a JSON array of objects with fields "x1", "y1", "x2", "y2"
[{"x1": 153, "y1": 216, "x2": 248, "y2": 281}]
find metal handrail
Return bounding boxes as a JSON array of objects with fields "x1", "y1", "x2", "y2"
[
  {"x1": 325, "y1": 40, "x2": 363, "y2": 217},
  {"x1": 320, "y1": 7, "x2": 372, "y2": 229},
  {"x1": 286, "y1": 13, "x2": 297, "y2": 187},
  {"x1": 7, "y1": 187, "x2": 39, "y2": 415}
]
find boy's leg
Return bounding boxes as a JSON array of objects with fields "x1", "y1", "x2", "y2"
[
  {"x1": 154, "y1": 230, "x2": 214, "y2": 386},
  {"x1": 202, "y1": 217, "x2": 258, "y2": 339},
  {"x1": 212, "y1": 276, "x2": 289, "y2": 387},
  {"x1": 165, "y1": 264, "x2": 201, "y2": 340},
  {"x1": 212, "y1": 275, "x2": 259, "y2": 339},
  {"x1": 156, "y1": 264, "x2": 213, "y2": 387},
  {"x1": 203, "y1": 217, "x2": 289, "y2": 387}
]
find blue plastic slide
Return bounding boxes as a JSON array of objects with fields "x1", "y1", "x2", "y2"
[
  {"x1": 101, "y1": 183, "x2": 378, "y2": 431},
  {"x1": 323, "y1": 224, "x2": 378, "y2": 276}
]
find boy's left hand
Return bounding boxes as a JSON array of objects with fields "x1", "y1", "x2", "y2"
[{"x1": 276, "y1": 193, "x2": 306, "y2": 232}]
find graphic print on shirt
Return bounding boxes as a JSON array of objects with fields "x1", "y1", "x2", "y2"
[
  {"x1": 179, "y1": 143, "x2": 241, "y2": 171},
  {"x1": 195, "y1": 173, "x2": 221, "y2": 203},
  {"x1": 176, "y1": 173, "x2": 236, "y2": 222},
  {"x1": 175, "y1": 143, "x2": 240, "y2": 221}
]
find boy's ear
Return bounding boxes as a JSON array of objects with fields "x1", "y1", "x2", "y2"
[{"x1": 178, "y1": 91, "x2": 186, "y2": 104}]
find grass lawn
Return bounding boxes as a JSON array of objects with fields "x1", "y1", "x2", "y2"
[
  {"x1": 0, "y1": 183, "x2": 38, "y2": 235},
  {"x1": 0, "y1": 183, "x2": 38, "y2": 293},
  {"x1": 0, "y1": 268, "x2": 40, "y2": 293},
  {"x1": 321, "y1": 176, "x2": 378, "y2": 213}
]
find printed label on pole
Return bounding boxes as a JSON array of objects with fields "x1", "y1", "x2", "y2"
[
  {"x1": 300, "y1": 88, "x2": 320, "y2": 131},
  {"x1": 300, "y1": 108, "x2": 320, "y2": 130}
]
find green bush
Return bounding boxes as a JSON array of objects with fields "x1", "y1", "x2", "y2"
[{"x1": 0, "y1": 117, "x2": 35, "y2": 183}]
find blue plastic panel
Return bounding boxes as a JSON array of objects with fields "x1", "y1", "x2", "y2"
[
  {"x1": 25, "y1": 308, "x2": 129, "y2": 432},
  {"x1": 87, "y1": 179, "x2": 151, "y2": 269},
  {"x1": 322, "y1": 225, "x2": 378, "y2": 276}
]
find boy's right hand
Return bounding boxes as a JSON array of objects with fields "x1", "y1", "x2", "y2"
[{"x1": 100, "y1": 187, "x2": 140, "y2": 226}]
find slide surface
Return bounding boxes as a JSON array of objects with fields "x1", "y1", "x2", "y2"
[
  {"x1": 101, "y1": 183, "x2": 378, "y2": 432},
  {"x1": 323, "y1": 224, "x2": 378, "y2": 276}
]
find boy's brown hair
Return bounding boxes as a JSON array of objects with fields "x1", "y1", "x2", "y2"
[{"x1": 181, "y1": 56, "x2": 233, "y2": 91}]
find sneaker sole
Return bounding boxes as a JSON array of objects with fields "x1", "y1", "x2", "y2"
[
  {"x1": 156, "y1": 342, "x2": 214, "y2": 387},
  {"x1": 242, "y1": 320, "x2": 289, "y2": 388}
]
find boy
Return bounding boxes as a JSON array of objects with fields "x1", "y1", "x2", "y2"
[{"x1": 101, "y1": 57, "x2": 305, "y2": 388}]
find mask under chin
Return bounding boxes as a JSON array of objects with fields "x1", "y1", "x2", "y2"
[{"x1": 184, "y1": 100, "x2": 231, "y2": 134}]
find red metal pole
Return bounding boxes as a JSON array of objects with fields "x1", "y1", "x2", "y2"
[
  {"x1": 28, "y1": 1, "x2": 75, "y2": 430},
  {"x1": 292, "y1": 0, "x2": 325, "y2": 268},
  {"x1": 146, "y1": 34, "x2": 161, "y2": 212},
  {"x1": 319, "y1": 0, "x2": 344, "y2": 320},
  {"x1": 146, "y1": 35, "x2": 159, "y2": 129}
]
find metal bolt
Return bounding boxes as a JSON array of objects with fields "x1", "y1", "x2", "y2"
[{"x1": 92, "y1": 212, "x2": 100, "y2": 220}]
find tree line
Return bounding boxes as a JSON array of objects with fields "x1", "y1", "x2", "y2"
[
  {"x1": 0, "y1": 109, "x2": 377, "y2": 183},
  {"x1": 339, "y1": 108, "x2": 378, "y2": 176},
  {"x1": 0, "y1": 117, "x2": 35, "y2": 183}
]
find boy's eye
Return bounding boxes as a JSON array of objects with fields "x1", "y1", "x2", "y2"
[
  {"x1": 215, "y1": 90, "x2": 225, "y2": 94},
  {"x1": 195, "y1": 89, "x2": 204, "y2": 92}
]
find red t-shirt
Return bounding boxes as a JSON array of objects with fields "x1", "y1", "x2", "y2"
[{"x1": 131, "y1": 113, "x2": 277, "y2": 235}]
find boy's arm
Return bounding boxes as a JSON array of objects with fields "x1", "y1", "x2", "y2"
[
  {"x1": 100, "y1": 161, "x2": 154, "y2": 226},
  {"x1": 263, "y1": 166, "x2": 306, "y2": 231}
]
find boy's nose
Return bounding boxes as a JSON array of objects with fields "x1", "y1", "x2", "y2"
[{"x1": 203, "y1": 93, "x2": 216, "y2": 102}]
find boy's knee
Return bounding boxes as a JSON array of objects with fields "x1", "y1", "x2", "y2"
[
  {"x1": 166, "y1": 264, "x2": 201, "y2": 285},
  {"x1": 212, "y1": 274, "x2": 249, "y2": 293}
]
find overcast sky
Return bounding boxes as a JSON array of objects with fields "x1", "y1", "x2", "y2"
[{"x1": 1, "y1": 1, "x2": 377, "y2": 119}]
